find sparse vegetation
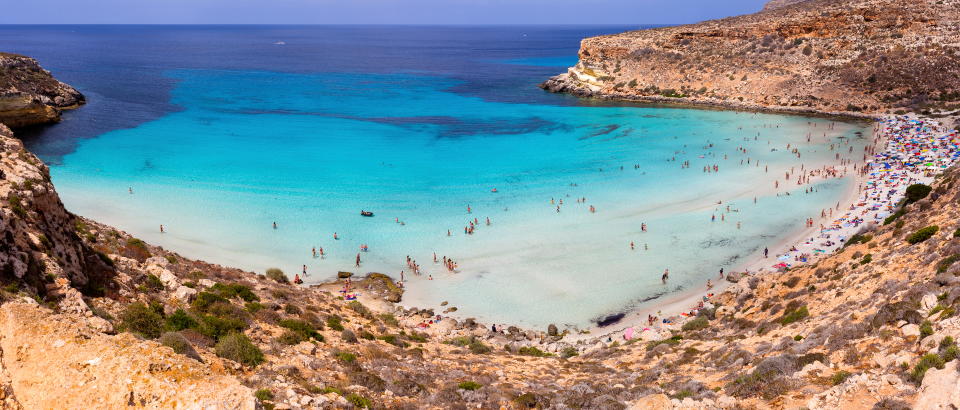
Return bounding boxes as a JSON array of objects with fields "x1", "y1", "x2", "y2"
[
  {"x1": 779, "y1": 306, "x2": 809, "y2": 325},
  {"x1": 265, "y1": 268, "x2": 288, "y2": 283},
  {"x1": 906, "y1": 225, "x2": 939, "y2": 244},
  {"x1": 214, "y1": 332, "x2": 264, "y2": 367},
  {"x1": 120, "y1": 302, "x2": 164, "y2": 339}
]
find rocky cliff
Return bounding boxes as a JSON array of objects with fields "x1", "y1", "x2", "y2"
[
  {"x1": 0, "y1": 53, "x2": 84, "y2": 128},
  {"x1": 541, "y1": 0, "x2": 960, "y2": 118},
  {"x1": 762, "y1": 0, "x2": 812, "y2": 11}
]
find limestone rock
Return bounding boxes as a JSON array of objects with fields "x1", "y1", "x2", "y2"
[
  {"x1": 628, "y1": 394, "x2": 672, "y2": 410},
  {"x1": 172, "y1": 285, "x2": 198, "y2": 302},
  {"x1": 915, "y1": 360, "x2": 960, "y2": 409}
]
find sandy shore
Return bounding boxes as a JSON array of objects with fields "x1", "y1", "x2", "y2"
[{"x1": 575, "y1": 114, "x2": 954, "y2": 345}]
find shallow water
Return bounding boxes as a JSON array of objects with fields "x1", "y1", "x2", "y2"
[{"x1": 2, "y1": 26, "x2": 872, "y2": 328}]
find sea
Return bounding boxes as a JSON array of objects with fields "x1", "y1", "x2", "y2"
[{"x1": 0, "y1": 25, "x2": 873, "y2": 329}]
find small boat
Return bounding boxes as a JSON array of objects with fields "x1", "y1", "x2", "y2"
[
  {"x1": 360, "y1": 210, "x2": 374, "y2": 217},
  {"x1": 273, "y1": 41, "x2": 286, "y2": 45},
  {"x1": 491, "y1": 188, "x2": 498, "y2": 193}
]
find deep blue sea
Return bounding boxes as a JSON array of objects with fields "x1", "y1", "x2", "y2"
[{"x1": 0, "y1": 26, "x2": 870, "y2": 329}]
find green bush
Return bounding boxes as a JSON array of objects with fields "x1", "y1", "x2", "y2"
[
  {"x1": 458, "y1": 381, "x2": 482, "y2": 391},
  {"x1": 910, "y1": 353, "x2": 945, "y2": 383},
  {"x1": 144, "y1": 274, "x2": 164, "y2": 291},
  {"x1": 904, "y1": 184, "x2": 932, "y2": 204},
  {"x1": 279, "y1": 319, "x2": 323, "y2": 341},
  {"x1": 377, "y1": 334, "x2": 406, "y2": 347},
  {"x1": 197, "y1": 314, "x2": 247, "y2": 341},
  {"x1": 646, "y1": 335, "x2": 683, "y2": 351},
  {"x1": 326, "y1": 315, "x2": 344, "y2": 331},
  {"x1": 518, "y1": 346, "x2": 553, "y2": 357},
  {"x1": 254, "y1": 388, "x2": 273, "y2": 401},
  {"x1": 831, "y1": 370, "x2": 852, "y2": 385},
  {"x1": 276, "y1": 329, "x2": 306, "y2": 345},
  {"x1": 682, "y1": 316, "x2": 709, "y2": 331},
  {"x1": 378, "y1": 313, "x2": 399, "y2": 327},
  {"x1": 192, "y1": 291, "x2": 228, "y2": 312},
  {"x1": 345, "y1": 393, "x2": 371, "y2": 408},
  {"x1": 159, "y1": 331, "x2": 202, "y2": 361},
  {"x1": 780, "y1": 306, "x2": 809, "y2": 325},
  {"x1": 210, "y1": 282, "x2": 259, "y2": 302},
  {"x1": 560, "y1": 347, "x2": 579, "y2": 359},
  {"x1": 937, "y1": 255, "x2": 960, "y2": 273},
  {"x1": 906, "y1": 226, "x2": 939, "y2": 244},
  {"x1": 215, "y1": 332, "x2": 264, "y2": 367},
  {"x1": 860, "y1": 254, "x2": 872, "y2": 265},
  {"x1": 265, "y1": 268, "x2": 288, "y2": 284},
  {"x1": 883, "y1": 209, "x2": 906, "y2": 225},
  {"x1": 166, "y1": 309, "x2": 198, "y2": 331},
  {"x1": 844, "y1": 234, "x2": 873, "y2": 248},
  {"x1": 920, "y1": 320, "x2": 934, "y2": 339},
  {"x1": 245, "y1": 302, "x2": 265, "y2": 313},
  {"x1": 348, "y1": 301, "x2": 373, "y2": 319},
  {"x1": 120, "y1": 302, "x2": 165, "y2": 339},
  {"x1": 336, "y1": 351, "x2": 357, "y2": 363}
]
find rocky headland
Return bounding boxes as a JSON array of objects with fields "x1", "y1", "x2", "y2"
[
  {"x1": 541, "y1": 0, "x2": 960, "y2": 125},
  {"x1": 3, "y1": 8, "x2": 960, "y2": 408},
  {"x1": 0, "y1": 52, "x2": 84, "y2": 128}
]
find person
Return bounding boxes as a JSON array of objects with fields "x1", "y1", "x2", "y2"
[
  {"x1": 334, "y1": 232, "x2": 339, "y2": 240},
  {"x1": 630, "y1": 241, "x2": 635, "y2": 250},
  {"x1": 764, "y1": 247, "x2": 769, "y2": 258},
  {"x1": 160, "y1": 224, "x2": 164, "y2": 233},
  {"x1": 312, "y1": 247, "x2": 317, "y2": 258},
  {"x1": 273, "y1": 221, "x2": 277, "y2": 229},
  {"x1": 302, "y1": 264, "x2": 307, "y2": 276},
  {"x1": 491, "y1": 324, "x2": 497, "y2": 333},
  {"x1": 128, "y1": 187, "x2": 133, "y2": 194},
  {"x1": 293, "y1": 274, "x2": 303, "y2": 285},
  {"x1": 719, "y1": 268, "x2": 724, "y2": 279},
  {"x1": 662, "y1": 269, "x2": 669, "y2": 283},
  {"x1": 355, "y1": 253, "x2": 361, "y2": 267}
]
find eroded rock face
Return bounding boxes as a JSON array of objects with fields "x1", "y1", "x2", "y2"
[
  {"x1": 0, "y1": 124, "x2": 115, "y2": 298},
  {"x1": 0, "y1": 303, "x2": 254, "y2": 409},
  {"x1": 0, "y1": 53, "x2": 84, "y2": 128},
  {"x1": 541, "y1": 0, "x2": 960, "y2": 115}
]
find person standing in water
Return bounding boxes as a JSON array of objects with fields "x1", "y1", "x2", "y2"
[
  {"x1": 662, "y1": 269, "x2": 669, "y2": 284},
  {"x1": 160, "y1": 224, "x2": 164, "y2": 233},
  {"x1": 355, "y1": 253, "x2": 361, "y2": 267},
  {"x1": 764, "y1": 247, "x2": 769, "y2": 258}
]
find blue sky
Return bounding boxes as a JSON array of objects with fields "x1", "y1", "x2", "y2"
[{"x1": 2, "y1": 0, "x2": 770, "y2": 24}]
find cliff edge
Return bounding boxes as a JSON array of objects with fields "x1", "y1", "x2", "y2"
[
  {"x1": 542, "y1": 0, "x2": 960, "y2": 118},
  {"x1": 0, "y1": 53, "x2": 84, "y2": 128}
]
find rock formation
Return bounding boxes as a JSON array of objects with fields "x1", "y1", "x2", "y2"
[
  {"x1": 0, "y1": 53, "x2": 84, "y2": 128},
  {"x1": 541, "y1": 0, "x2": 960, "y2": 118}
]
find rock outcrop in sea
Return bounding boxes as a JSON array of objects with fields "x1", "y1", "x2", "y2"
[{"x1": 0, "y1": 52, "x2": 84, "y2": 128}]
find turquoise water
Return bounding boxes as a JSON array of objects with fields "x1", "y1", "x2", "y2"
[{"x1": 51, "y1": 68, "x2": 870, "y2": 328}]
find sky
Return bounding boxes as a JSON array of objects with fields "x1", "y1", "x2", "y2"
[{"x1": 1, "y1": 0, "x2": 770, "y2": 25}]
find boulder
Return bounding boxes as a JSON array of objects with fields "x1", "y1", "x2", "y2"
[
  {"x1": 173, "y1": 286, "x2": 198, "y2": 303},
  {"x1": 547, "y1": 324, "x2": 558, "y2": 336},
  {"x1": 628, "y1": 394, "x2": 673, "y2": 410},
  {"x1": 920, "y1": 293, "x2": 938, "y2": 315},
  {"x1": 902, "y1": 324, "x2": 921, "y2": 339},
  {"x1": 725, "y1": 271, "x2": 742, "y2": 283},
  {"x1": 914, "y1": 360, "x2": 960, "y2": 409}
]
